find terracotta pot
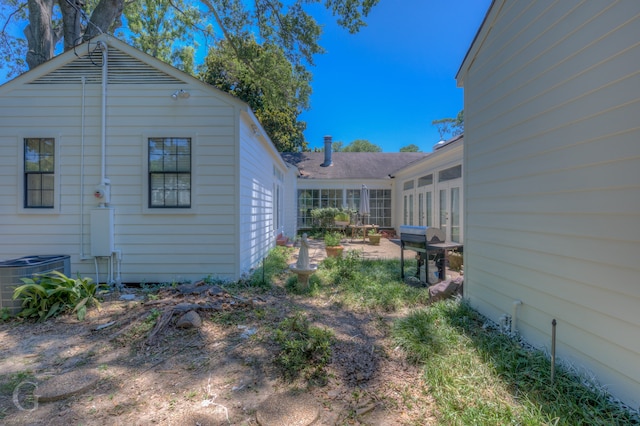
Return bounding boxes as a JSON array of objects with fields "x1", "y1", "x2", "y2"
[{"x1": 325, "y1": 245, "x2": 344, "y2": 258}]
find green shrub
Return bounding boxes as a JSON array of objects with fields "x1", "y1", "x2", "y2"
[
  {"x1": 324, "y1": 231, "x2": 343, "y2": 247},
  {"x1": 273, "y1": 312, "x2": 333, "y2": 383},
  {"x1": 334, "y1": 211, "x2": 350, "y2": 222},
  {"x1": 12, "y1": 271, "x2": 106, "y2": 321}
]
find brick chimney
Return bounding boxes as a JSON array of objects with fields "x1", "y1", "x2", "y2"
[{"x1": 321, "y1": 135, "x2": 333, "y2": 167}]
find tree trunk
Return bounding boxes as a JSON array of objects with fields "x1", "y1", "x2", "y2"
[
  {"x1": 59, "y1": 0, "x2": 83, "y2": 51},
  {"x1": 25, "y1": 0, "x2": 56, "y2": 69},
  {"x1": 83, "y1": 0, "x2": 125, "y2": 40}
]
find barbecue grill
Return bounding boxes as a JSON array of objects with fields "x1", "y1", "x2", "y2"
[{"x1": 399, "y1": 225, "x2": 461, "y2": 283}]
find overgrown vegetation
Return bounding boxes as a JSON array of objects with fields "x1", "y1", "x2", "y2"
[
  {"x1": 323, "y1": 231, "x2": 343, "y2": 247},
  {"x1": 309, "y1": 207, "x2": 355, "y2": 234},
  {"x1": 113, "y1": 308, "x2": 162, "y2": 348},
  {"x1": 12, "y1": 271, "x2": 106, "y2": 321},
  {"x1": 393, "y1": 299, "x2": 640, "y2": 425},
  {"x1": 273, "y1": 311, "x2": 333, "y2": 384},
  {"x1": 310, "y1": 251, "x2": 428, "y2": 311},
  {"x1": 246, "y1": 246, "x2": 291, "y2": 289}
]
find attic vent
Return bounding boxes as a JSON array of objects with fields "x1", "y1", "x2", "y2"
[{"x1": 30, "y1": 46, "x2": 184, "y2": 85}]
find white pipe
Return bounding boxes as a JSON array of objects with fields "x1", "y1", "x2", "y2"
[
  {"x1": 113, "y1": 249, "x2": 122, "y2": 286},
  {"x1": 94, "y1": 257, "x2": 100, "y2": 285},
  {"x1": 511, "y1": 300, "x2": 522, "y2": 334},
  {"x1": 97, "y1": 41, "x2": 108, "y2": 186},
  {"x1": 80, "y1": 76, "x2": 87, "y2": 258}
]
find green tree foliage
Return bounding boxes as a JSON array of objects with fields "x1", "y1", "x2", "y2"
[
  {"x1": 400, "y1": 144, "x2": 421, "y2": 152},
  {"x1": 341, "y1": 139, "x2": 382, "y2": 152},
  {"x1": 120, "y1": 0, "x2": 203, "y2": 73},
  {"x1": 200, "y1": 38, "x2": 310, "y2": 152},
  {"x1": 1, "y1": 0, "x2": 379, "y2": 77},
  {"x1": 432, "y1": 110, "x2": 464, "y2": 140}
]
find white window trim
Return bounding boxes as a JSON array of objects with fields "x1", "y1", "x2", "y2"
[
  {"x1": 17, "y1": 134, "x2": 62, "y2": 214},
  {"x1": 142, "y1": 133, "x2": 198, "y2": 214}
]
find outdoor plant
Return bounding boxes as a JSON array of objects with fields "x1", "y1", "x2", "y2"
[
  {"x1": 12, "y1": 271, "x2": 106, "y2": 321},
  {"x1": 310, "y1": 207, "x2": 341, "y2": 232},
  {"x1": 273, "y1": 311, "x2": 333, "y2": 383},
  {"x1": 0, "y1": 307, "x2": 11, "y2": 322},
  {"x1": 310, "y1": 207, "x2": 355, "y2": 233},
  {"x1": 324, "y1": 231, "x2": 343, "y2": 247},
  {"x1": 334, "y1": 211, "x2": 351, "y2": 224},
  {"x1": 393, "y1": 299, "x2": 640, "y2": 425}
]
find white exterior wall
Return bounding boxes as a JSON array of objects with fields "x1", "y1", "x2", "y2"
[
  {"x1": 392, "y1": 140, "x2": 463, "y2": 241},
  {"x1": 282, "y1": 164, "x2": 299, "y2": 239},
  {"x1": 458, "y1": 1, "x2": 640, "y2": 406},
  {"x1": 237, "y1": 113, "x2": 288, "y2": 276},
  {"x1": 0, "y1": 36, "x2": 281, "y2": 284}
]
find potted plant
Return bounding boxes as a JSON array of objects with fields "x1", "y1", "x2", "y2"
[
  {"x1": 324, "y1": 232, "x2": 344, "y2": 258},
  {"x1": 368, "y1": 228, "x2": 382, "y2": 245},
  {"x1": 334, "y1": 211, "x2": 350, "y2": 227}
]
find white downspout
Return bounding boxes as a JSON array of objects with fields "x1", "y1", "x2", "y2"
[
  {"x1": 97, "y1": 41, "x2": 108, "y2": 188},
  {"x1": 79, "y1": 76, "x2": 89, "y2": 259}
]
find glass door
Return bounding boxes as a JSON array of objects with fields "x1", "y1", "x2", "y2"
[{"x1": 438, "y1": 183, "x2": 462, "y2": 243}]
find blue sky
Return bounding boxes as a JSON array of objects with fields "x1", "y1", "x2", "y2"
[
  {"x1": 0, "y1": 0, "x2": 491, "y2": 153},
  {"x1": 302, "y1": 0, "x2": 491, "y2": 152}
]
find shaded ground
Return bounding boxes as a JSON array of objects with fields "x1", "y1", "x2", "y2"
[{"x1": 0, "y1": 238, "x2": 448, "y2": 425}]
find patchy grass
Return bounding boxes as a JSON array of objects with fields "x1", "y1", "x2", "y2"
[
  {"x1": 273, "y1": 311, "x2": 334, "y2": 385},
  {"x1": 113, "y1": 308, "x2": 161, "y2": 347},
  {"x1": 311, "y1": 251, "x2": 429, "y2": 311},
  {"x1": 393, "y1": 299, "x2": 640, "y2": 426}
]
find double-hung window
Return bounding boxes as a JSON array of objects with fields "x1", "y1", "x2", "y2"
[
  {"x1": 148, "y1": 137, "x2": 191, "y2": 208},
  {"x1": 24, "y1": 138, "x2": 55, "y2": 208}
]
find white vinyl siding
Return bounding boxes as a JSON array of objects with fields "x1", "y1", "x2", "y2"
[
  {"x1": 238, "y1": 115, "x2": 288, "y2": 275},
  {"x1": 0, "y1": 36, "x2": 275, "y2": 284},
  {"x1": 391, "y1": 139, "x2": 463, "y2": 239},
  {"x1": 458, "y1": 0, "x2": 640, "y2": 407}
]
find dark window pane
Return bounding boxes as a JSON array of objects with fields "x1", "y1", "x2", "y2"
[{"x1": 148, "y1": 138, "x2": 191, "y2": 208}]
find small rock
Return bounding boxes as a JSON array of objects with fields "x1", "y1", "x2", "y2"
[
  {"x1": 176, "y1": 310, "x2": 202, "y2": 328},
  {"x1": 240, "y1": 327, "x2": 257, "y2": 339}
]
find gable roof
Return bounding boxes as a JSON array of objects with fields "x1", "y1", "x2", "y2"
[
  {"x1": 0, "y1": 34, "x2": 288, "y2": 169},
  {"x1": 0, "y1": 34, "x2": 244, "y2": 108},
  {"x1": 281, "y1": 152, "x2": 429, "y2": 180}
]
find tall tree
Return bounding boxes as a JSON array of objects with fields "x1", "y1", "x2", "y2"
[
  {"x1": 331, "y1": 141, "x2": 344, "y2": 152},
  {"x1": 1, "y1": 0, "x2": 379, "y2": 77},
  {"x1": 432, "y1": 110, "x2": 464, "y2": 140},
  {"x1": 400, "y1": 144, "x2": 420, "y2": 152},
  {"x1": 342, "y1": 139, "x2": 382, "y2": 152},
  {"x1": 120, "y1": 0, "x2": 203, "y2": 73},
  {"x1": 200, "y1": 37, "x2": 310, "y2": 152}
]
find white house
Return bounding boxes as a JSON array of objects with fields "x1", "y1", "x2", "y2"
[
  {"x1": 456, "y1": 1, "x2": 640, "y2": 407},
  {"x1": 391, "y1": 135, "x2": 463, "y2": 243},
  {"x1": 0, "y1": 34, "x2": 293, "y2": 284},
  {"x1": 282, "y1": 136, "x2": 429, "y2": 230}
]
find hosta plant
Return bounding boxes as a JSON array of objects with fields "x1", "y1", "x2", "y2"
[{"x1": 12, "y1": 271, "x2": 106, "y2": 321}]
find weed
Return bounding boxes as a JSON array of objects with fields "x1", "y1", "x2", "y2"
[
  {"x1": 0, "y1": 370, "x2": 35, "y2": 394},
  {"x1": 273, "y1": 312, "x2": 333, "y2": 384},
  {"x1": 315, "y1": 256, "x2": 428, "y2": 312},
  {"x1": 0, "y1": 307, "x2": 11, "y2": 322},
  {"x1": 114, "y1": 308, "x2": 161, "y2": 347},
  {"x1": 393, "y1": 299, "x2": 640, "y2": 425}
]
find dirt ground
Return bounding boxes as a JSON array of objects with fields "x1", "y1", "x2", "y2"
[{"x1": 0, "y1": 238, "x2": 453, "y2": 425}]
